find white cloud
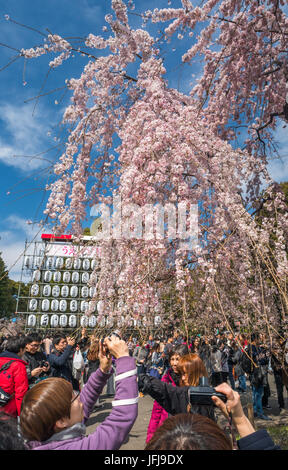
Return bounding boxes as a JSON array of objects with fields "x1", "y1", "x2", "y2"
[{"x1": 0, "y1": 101, "x2": 56, "y2": 171}]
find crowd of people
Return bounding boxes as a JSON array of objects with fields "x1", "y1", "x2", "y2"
[{"x1": 0, "y1": 326, "x2": 287, "y2": 450}]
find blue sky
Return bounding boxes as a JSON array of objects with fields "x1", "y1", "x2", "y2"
[{"x1": 0, "y1": 0, "x2": 287, "y2": 280}]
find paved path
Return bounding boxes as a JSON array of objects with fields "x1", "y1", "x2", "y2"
[{"x1": 85, "y1": 374, "x2": 288, "y2": 450}]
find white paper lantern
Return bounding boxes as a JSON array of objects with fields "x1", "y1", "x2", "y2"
[
  {"x1": 70, "y1": 285, "x2": 78, "y2": 298},
  {"x1": 63, "y1": 272, "x2": 71, "y2": 283},
  {"x1": 44, "y1": 271, "x2": 52, "y2": 283},
  {"x1": 65, "y1": 258, "x2": 73, "y2": 269},
  {"x1": 80, "y1": 315, "x2": 88, "y2": 327},
  {"x1": 53, "y1": 271, "x2": 61, "y2": 283},
  {"x1": 46, "y1": 257, "x2": 54, "y2": 269},
  {"x1": 88, "y1": 315, "x2": 97, "y2": 328},
  {"x1": 154, "y1": 303, "x2": 161, "y2": 313},
  {"x1": 117, "y1": 316, "x2": 124, "y2": 327},
  {"x1": 30, "y1": 284, "x2": 39, "y2": 296},
  {"x1": 97, "y1": 300, "x2": 104, "y2": 314},
  {"x1": 82, "y1": 258, "x2": 90, "y2": 270},
  {"x1": 117, "y1": 300, "x2": 124, "y2": 309},
  {"x1": 81, "y1": 272, "x2": 90, "y2": 284},
  {"x1": 24, "y1": 256, "x2": 32, "y2": 269},
  {"x1": 81, "y1": 286, "x2": 89, "y2": 298},
  {"x1": 89, "y1": 300, "x2": 96, "y2": 312},
  {"x1": 43, "y1": 285, "x2": 51, "y2": 297},
  {"x1": 51, "y1": 315, "x2": 59, "y2": 327},
  {"x1": 32, "y1": 270, "x2": 41, "y2": 282},
  {"x1": 27, "y1": 314, "x2": 36, "y2": 327},
  {"x1": 89, "y1": 286, "x2": 97, "y2": 298},
  {"x1": 59, "y1": 315, "x2": 68, "y2": 327},
  {"x1": 51, "y1": 299, "x2": 59, "y2": 312},
  {"x1": 41, "y1": 299, "x2": 50, "y2": 312},
  {"x1": 69, "y1": 315, "x2": 77, "y2": 328},
  {"x1": 81, "y1": 300, "x2": 89, "y2": 313},
  {"x1": 106, "y1": 316, "x2": 114, "y2": 327},
  {"x1": 52, "y1": 285, "x2": 60, "y2": 297},
  {"x1": 91, "y1": 259, "x2": 100, "y2": 270},
  {"x1": 59, "y1": 300, "x2": 67, "y2": 312},
  {"x1": 98, "y1": 316, "x2": 106, "y2": 327},
  {"x1": 154, "y1": 315, "x2": 161, "y2": 326},
  {"x1": 40, "y1": 314, "x2": 49, "y2": 327},
  {"x1": 71, "y1": 272, "x2": 79, "y2": 284},
  {"x1": 55, "y1": 257, "x2": 64, "y2": 269},
  {"x1": 73, "y1": 258, "x2": 81, "y2": 270},
  {"x1": 29, "y1": 299, "x2": 38, "y2": 312},
  {"x1": 70, "y1": 300, "x2": 78, "y2": 312},
  {"x1": 61, "y1": 285, "x2": 69, "y2": 297}
]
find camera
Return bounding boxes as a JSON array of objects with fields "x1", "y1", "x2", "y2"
[
  {"x1": 188, "y1": 377, "x2": 227, "y2": 406},
  {"x1": 39, "y1": 360, "x2": 49, "y2": 368},
  {"x1": 101, "y1": 332, "x2": 121, "y2": 356},
  {"x1": 108, "y1": 331, "x2": 121, "y2": 341}
]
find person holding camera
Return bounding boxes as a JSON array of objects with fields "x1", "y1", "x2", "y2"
[
  {"x1": 145, "y1": 382, "x2": 280, "y2": 450},
  {"x1": 146, "y1": 345, "x2": 189, "y2": 444},
  {"x1": 139, "y1": 353, "x2": 216, "y2": 422},
  {"x1": 48, "y1": 335, "x2": 79, "y2": 390},
  {"x1": 23, "y1": 333, "x2": 52, "y2": 388},
  {"x1": 20, "y1": 335, "x2": 138, "y2": 450}
]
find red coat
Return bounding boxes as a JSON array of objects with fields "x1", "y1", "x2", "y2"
[
  {"x1": 0, "y1": 352, "x2": 29, "y2": 417},
  {"x1": 146, "y1": 368, "x2": 178, "y2": 443}
]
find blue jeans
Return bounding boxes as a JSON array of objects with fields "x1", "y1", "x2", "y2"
[
  {"x1": 252, "y1": 385, "x2": 264, "y2": 416},
  {"x1": 238, "y1": 375, "x2": 247, "y2": 392}
]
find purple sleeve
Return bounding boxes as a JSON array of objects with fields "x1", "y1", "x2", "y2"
[
  {"x1": 80, "y1": 367, "x2": 112, "y2": 421},
  {"x1": 66, "y1": 356, "x2": 138, "y2": 450}
]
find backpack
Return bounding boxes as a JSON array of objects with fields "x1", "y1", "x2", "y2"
[{"x1": 240, "y1": 351, "x2": 253, "y2": 374}]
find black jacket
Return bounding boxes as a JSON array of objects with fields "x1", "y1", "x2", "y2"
[
  {"x1": 237, "y1": 429, "x2": 280, "y2": 450},
  {"x1": 48, "y1": 345, "x2": 79, "y2": 390},
  {"x1": 139, "y1": 374, "x2": 215, "y2": 421},
  {"x1": 22, "y1": 350, "x2": 51, "y2": 385}
]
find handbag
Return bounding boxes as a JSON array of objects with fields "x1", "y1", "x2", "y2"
[
  {"x1": 73, "y1": 350, "x2": 85, "y2": 371},
  {"x1": 0, "y1": 361, "x2": 14, "y2": 406}
]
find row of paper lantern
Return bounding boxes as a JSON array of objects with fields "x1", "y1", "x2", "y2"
[
  {"x1": 25, "y1": 256, "x2": 100, "y2": 271},
  {"x1": 27, "y1": 314, "x2": 99, "y2": 328},
  {"x1": 28, "y1": 298, "x2": 98, "y2": 313},
  {"x1": 32, "y1": 270, "x2": 94, "y2": 284},
  {"x1": 30, "y1": 284, "x2": 97, "y2": 298},
  {"x1": 26, "y1": 314, "x2": 162, "y2": 328}
]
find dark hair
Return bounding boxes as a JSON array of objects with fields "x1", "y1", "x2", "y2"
[
  {"x1": 5, "y1": 336, "x2": 28, "y2": 354},
  {"x1": 20, "y1": 377, "x2": 73, "y2": 442},
  {"x1": 25, "y1": 333, "x2": 42, "y2": 344},
  {"x1": 145, "y1": 413, "x2": 232, "y2": 450},
  {"x1": 52, "y1": 335, "x2": 66, "y2": 346},
  {"x1": 151, "y1": 343, "x2": 160, "y2": 353},
  {"x1": 251, "y1": 333, "x2": 259, "y2": 343},
  {"x1": 173, "y1": 344, "x2": 189, "y2": 357},
  {"x1": 0, "y1": 412, "x2": 27, "y2": 450}
]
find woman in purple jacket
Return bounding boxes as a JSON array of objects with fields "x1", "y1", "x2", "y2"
[{"x1": 20, "y1": 335, "x2": 138, "y2": 450}]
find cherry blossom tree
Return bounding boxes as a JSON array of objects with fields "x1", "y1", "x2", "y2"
[{"x1": 4, "y1": 0, "x2": 288, "y2": 338}]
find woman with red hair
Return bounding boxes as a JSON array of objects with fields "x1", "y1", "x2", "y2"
[{"x1": 139, "y1": 353, "x2": 215, "y2": 423}]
